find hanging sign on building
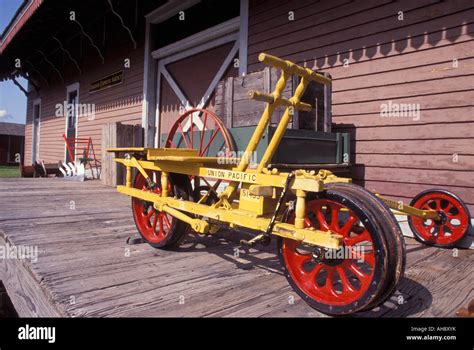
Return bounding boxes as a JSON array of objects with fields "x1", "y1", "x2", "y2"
[{"x1": 89, "y1": 70, "x2": 123, "y2": 93}]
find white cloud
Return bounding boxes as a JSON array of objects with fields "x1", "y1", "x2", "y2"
[{"x1": 0, "y1": 109, "x2": 13, "y2": 121}]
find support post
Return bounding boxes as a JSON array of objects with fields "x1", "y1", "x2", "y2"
[
  {"x1": 295, "y1": 190, "x2": 306, "y2": 229},
  {"x1": 126, "y1": 166, "x2": 132, "y2": 188},
  {"x1": 161, "y1": 171, "x2": 169, "y2": 197}
]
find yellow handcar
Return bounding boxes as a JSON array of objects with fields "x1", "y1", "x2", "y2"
[{"x1": 108, "y1": 53, "x2": 469, "y2": 315}]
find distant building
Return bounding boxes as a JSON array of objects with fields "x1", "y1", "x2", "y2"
[{"x1": 0, "y1": 122, "x2": 24, "y2": 165}]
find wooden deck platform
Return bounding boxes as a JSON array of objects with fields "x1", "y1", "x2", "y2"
[{"x1": 0, "y1": 178, "x2": 472, "y2": 317}]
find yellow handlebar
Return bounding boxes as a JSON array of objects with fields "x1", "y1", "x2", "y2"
[
  {"x1": 258, "y1": 53, "x2": 331, "y2": 85},
  {"x1": 248, "y1": 90, "x2": 312, "y2": 112}
]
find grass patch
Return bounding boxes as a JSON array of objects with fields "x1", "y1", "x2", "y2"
[{"x1": 0, "y1": 165, "x2": 20, "y2": 178}]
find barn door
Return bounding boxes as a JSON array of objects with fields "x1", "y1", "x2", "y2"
[{"x1": 155, "y1": 25, "x2": 239, "y2": 147}]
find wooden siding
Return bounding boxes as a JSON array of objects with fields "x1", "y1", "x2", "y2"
[
  {"x1": 248, "y1": 0, "x2": 474, "y2": 211},
  {"x1": 24, "y1": 42, "x2": 144, "y2": 165}
]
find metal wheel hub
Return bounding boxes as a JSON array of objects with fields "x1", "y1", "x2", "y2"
[{"x1": 433, "y1": 211, "x2": 448, "y2": 226}]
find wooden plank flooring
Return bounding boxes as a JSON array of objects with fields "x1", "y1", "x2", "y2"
[{"x1": 0, "y1": 178, "x2": 472, "y2": 317}]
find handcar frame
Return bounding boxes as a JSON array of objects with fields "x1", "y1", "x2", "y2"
[{"x1": 108, "y1": 53, "x2": 470, "y2": 315}]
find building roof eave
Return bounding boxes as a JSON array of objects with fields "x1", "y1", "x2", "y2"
[{"x1": 0, "y1": 0, "x2": 44, "y2": 54}]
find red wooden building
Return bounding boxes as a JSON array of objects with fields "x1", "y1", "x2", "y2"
[{"x1": 0, "y1": 0, "x2": 473, "y2": 210}]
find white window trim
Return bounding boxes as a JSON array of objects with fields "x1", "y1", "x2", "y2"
[
  {"x1": 64, "y1": 82, "x2": 80, "y2": 162},
  {"x1": 66, "y1": 82, "x2": 80, "y2": 96},
  {"x1": 31, "y1": 98, "x2": 41, "y2": 164}
]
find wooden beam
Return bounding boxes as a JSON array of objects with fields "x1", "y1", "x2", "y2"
[
  {"x1": 323, "y1": 78, "x2": 332, "y2": 132},
  {"x1": 145, "y1": 0, "x2": 200, "y2": 23},
  {"x1": 238, "y1": 0, "x2": 249, "y2": 76},
  {"x1": 6, "y1": 135, "x2": 11, "y2": 163},
  {"x1": 154, "y1": 62, "x2": 162, "y2": 147},
  {"x1": 159, "y1": 63, "x2": 190, "y2": 109},
  {"x1": 225, "y1": 77, "x2": 234, "y2": 129},
  {"x1": 142, "y1": 18, "x2": 156, "y2": 147},
  {"x1": 152, "y1": 17, "x2": 239, "y2": 60},
  {"x1": 158, "y1": 32, "x2": 238, "y2": 67},
  {"x1": 11, "y1": 77, "x2": 28, "y2": 97},
  {"x1": 197, "y1": 42, "x2": 239, "y2": 109}
]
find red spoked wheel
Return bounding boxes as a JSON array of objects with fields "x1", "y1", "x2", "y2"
[
  {"x1": 132, "y1": 170, "x2": 192, "y2": 249},
  {"x1": 165, "y1": 109, "x2": 235, "y2": 157},
  {"x1": 165, "y1": 108, "x2": 236, "y2": 199},
  {"x1": 408, "y1": 189, "x2": 471, "y2": 248},
  {"x1": 283, "y1": 200, "x2": 375, "y2": 305},
  {"x1": 324, "y1": 182, "x2": 406, "y2": 312},
  {"x1": 278, "y1": 183, "x2": 405, "y2": 315}
]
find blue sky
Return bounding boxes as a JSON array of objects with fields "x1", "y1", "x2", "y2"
[{"x1": 0, "y1": 0, "x2": 27, "y2": 125}]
